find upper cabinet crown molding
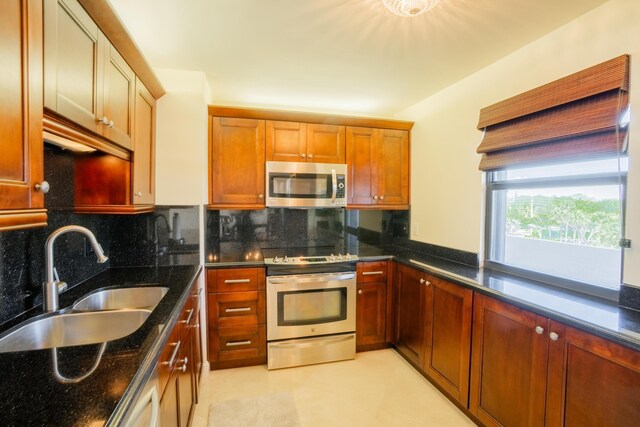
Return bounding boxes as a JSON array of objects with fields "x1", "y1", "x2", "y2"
[
  {"x1": 208, "y1": 106, "x2": 414, "y2": 131},
  {"x1": 77, "y1": 0, "x2": 165, "y2": 99}
]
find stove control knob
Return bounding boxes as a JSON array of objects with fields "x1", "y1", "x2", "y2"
[
  {"x1": 337, "y1": 254, "x2": 343, "y2": 260},
  {"x1": 273, "y1": 256, "x2": 281, "y2": 263},
  {"x1": 346, "y1": 253, "x2": 351, "y2": 260},
  {"x1": 329, "y1": 254, "x2": 335, "y2": 261},
  {"x1": 283, "y1": 256, "x2": 289, "y2": 263}
]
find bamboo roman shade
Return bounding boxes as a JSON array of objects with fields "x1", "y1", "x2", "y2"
[{"x1": 476, "y1": 55, "x2": 630, "y2": 171}]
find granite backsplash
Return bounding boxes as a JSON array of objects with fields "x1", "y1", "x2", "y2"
[{"x1": 0, "y1": 146, "x2": 200, "y2": 326}]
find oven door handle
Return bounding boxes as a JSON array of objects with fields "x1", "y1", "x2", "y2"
[
  {"x1": 331, "y1": 168, "x2": 337, "y2": 203},
  {"x1": 267, "y1": 272, "x2": 355, "y2": 284}
]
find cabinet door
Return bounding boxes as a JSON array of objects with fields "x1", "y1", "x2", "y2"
[
  {"x1": 469, "y1": 295, "x2": 549, "y2": 427},
  {"x1": 209, "y1": 117, "x2": 265, "y2": 207},
  {"x1": 423, "y1": 275, "x2": 473, "y2": 406},
  {"x1": 546, "y1": 321, "x2": 640, "y2": 427},
  {"x1": 306, "y1": 124, "x2": 345, "y2": 163},
  {"x1": 0, "y1": 0, "x2": 45, "y2": 228},
  {"x1": 265, "y1": 121, "x2": 306, "y2": 162},
  {"x1": 356, "y1": 282, "x2": 387, "y2": 347},
  {"x1": 393, "y1": 264, "x2": 425, "y2": 367},
  {"x1": 103, "y1": 43, "x2": 135, "y2": 149},
  {"x1": 159, "y1": 370, "x2": 180, "y2": 427},
  {"x1": 346, "y1": 127, "x2": 376, "y2": 206},
  {"x1": 44, "y1": 0, "x2": 101, "y2": 134},
  {"x1": 177, "y1": 336, "x2": 194, "y2": 427},
  {"x1": 376, "y1": 129, "x2": 409, "y2": 207},
  {"x1": 132, "y1": 78, "x2": 155, "y2": 205}
]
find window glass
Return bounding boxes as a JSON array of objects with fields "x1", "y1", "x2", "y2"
[{"x1": 487, "y1": 158, "x2": 625, "y2": 292}]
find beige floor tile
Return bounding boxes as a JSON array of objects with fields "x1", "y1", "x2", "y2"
[{"x1": 191, "y1": 349, "x2": 476, "y2": 427}]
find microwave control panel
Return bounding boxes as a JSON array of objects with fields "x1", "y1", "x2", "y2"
[{"x1": 336, "y1": 175, "x2": 346, "y2": 200}]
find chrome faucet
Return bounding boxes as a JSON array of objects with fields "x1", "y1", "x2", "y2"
[{"x1": 44, "y1": 225, "x2": 108, "y2": 312}]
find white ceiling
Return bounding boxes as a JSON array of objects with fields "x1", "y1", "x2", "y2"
[{"x1": 109, "y1": 0, "x2": 608, "y2": 116}]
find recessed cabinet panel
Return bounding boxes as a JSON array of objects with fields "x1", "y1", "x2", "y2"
[
  {"x1": 306, "y1": 124, "x2": 345, "y2": 164},
  {"x1": 393, "y1": 263, "x2": 425, "y2": 367},
  {"x1": 377, "y1": 129, "x2": 409, "y2": 206},
  {"x1": 210, "y1": 117, "x2": 265, "y2": 208},
  {"x1": 0, "y1": 0, "x2": 46, "y2": 230},
  {"x1": 266, "y1": 121, "x2": 306, "y2": 162},
  {"x1": 346, "y1": 127, "x2": 376, "y2": 206},
  {"x1": 132, "y1": 79, "x2": 155, "y2": 205},
  {"x1": 44, "y1": 0, "x2": 101, "y2": 133},
  {"x1": 103, "y1": 44, "x2": 134, "y2": 149}
]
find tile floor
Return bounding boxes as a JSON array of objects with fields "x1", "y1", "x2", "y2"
[{"x1": 192, "y1": 349, "x2": 476, "y2": 426}]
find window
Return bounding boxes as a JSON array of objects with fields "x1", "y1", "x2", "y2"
[{"x1": 485, "y1": 157, "x2": 626, "y2": 299}]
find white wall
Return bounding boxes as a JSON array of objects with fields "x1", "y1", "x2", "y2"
[
  {"x1": 155, "y1": 69, "x2": 210, "y2": 205},
  {"x1": 397, "y1": 0, "x2": 640, "y2": 287}
]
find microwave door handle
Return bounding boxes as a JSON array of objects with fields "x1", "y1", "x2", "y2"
[{"x1": 331, "y1": 169, "x2": 337, "y2": 203}]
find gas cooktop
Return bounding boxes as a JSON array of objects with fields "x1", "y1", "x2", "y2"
[{"x1": 262, "y1": 246, "x2": 358, "y2": 265}]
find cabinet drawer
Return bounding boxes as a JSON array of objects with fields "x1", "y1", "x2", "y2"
[
  {"x1": 210, "y1": 325, "x2": 266, "y2": 362},
  {"x1": 157, "y1": 325, "x2": 181, "y2": 398},
  {"x1": 207, "y1": 268, "x2": 265, "y2": 292},
  {"x1": 357, "y1": 261, "x2": 388, "y2": 283},
  {"x1": 208, "y1": 291, "x2": 265, "y2": 328}
]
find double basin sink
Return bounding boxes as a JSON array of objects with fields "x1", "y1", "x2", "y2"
[{"x1": 0, "y1": 286, "x2": 169, "y2": 353}]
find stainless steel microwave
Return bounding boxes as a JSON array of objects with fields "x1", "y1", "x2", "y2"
[{"x1": 266, "y1": 161, "x2": 347, "y2": 208}]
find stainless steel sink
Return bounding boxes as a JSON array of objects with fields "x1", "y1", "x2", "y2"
[
  {"x1": 0, "y1": 309, "x2": 151, "y2": 353},
  {"x1": 72, "y1": 286, "x2": 169, "y2": 311}
]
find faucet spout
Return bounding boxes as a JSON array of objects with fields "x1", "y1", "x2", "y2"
[{"x1": 44, "y1": 225, "x2": 109, "y2": 312}]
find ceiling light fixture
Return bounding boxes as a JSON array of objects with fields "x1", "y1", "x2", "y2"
[{"x1": 382, "y1": 0, "x2": 440, "y2": 18}]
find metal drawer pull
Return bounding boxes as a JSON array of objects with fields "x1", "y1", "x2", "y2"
[
  {"x1": 161, "y1": 340, "x2": 181, "y2": 367},
  {"x1": 225, "y1": 307, "x2": 251, "y2": 313},
  {"x1": 226, "y1": 340, "x2": 251, "y2": 347},
  {"x1": 358, "y1": 290, "x2": 363, "y2": 295},
  {"x1": 223, "y1": 279, "x2": 251, "y2": 284},
  {"x1": 362, "y1": 271, "x2": 384, "y2": 276},
  {"x1": 177, "y1": 357, "x2": 188, "y2": 373},
  {"x1": 549, "y1": 332, "x2": 559, "y2": 341},
  {"x1": 180, "y1": 309, "x2": 194, "y2": 324},
  {"x1": 535, "y1": 326, "x2": 544, "y2": 335}
]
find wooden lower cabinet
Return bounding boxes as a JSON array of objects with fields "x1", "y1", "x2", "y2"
[
  {"x1": 393, "y1": 263, "x2": 426, "y2": 367},
  {"x1": 423, "y1": 273, "x2": 473, "y2": 406},
  {"x1": 356, "y1": 261, "x2": 389, "y2": 351},
  {"x1": 470, "y1": 293, "x2": 640, "y2": 427},
  {"x1": 207, "y1": 267, "x2": 267, "y2": 369}
]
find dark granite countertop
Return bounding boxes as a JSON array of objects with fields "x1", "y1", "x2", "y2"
[
  {"x1": 205, "y1": 243, "x2": 640, "y2": 352},
  {"x1": 0, "y1": 264, "x2": 201, "y2": 427}
]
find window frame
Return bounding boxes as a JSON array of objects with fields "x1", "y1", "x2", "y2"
[{"x1": 484, "y1": 162, "x2": 627, "y2": 302}]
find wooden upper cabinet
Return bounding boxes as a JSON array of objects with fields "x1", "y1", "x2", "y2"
[
  {"x1": 209, "y1": 117, "x2": 266, "y2": 208},
  {"x1": 306, "y1": 124, "x2": 345, "y2": 163},
  {"x1": 0, "y1": 0, "x2": 47, "y2": 231},
  {"x1": 265, "y1": 121, "x2": 306, "y2": 162},
  {"x1": 266, "y1": 121, "x2": 345, "y2": 164},
  {"x1": 377, "y1": 129, "x2": 409, "y2": 206},
  {"x1": 470, "y1": 294, "x2": 549, "y2": 427},
  {"x1": 102, "y1": 44, "x2": 135, "y2": 149},
  {"x1": 346, "y1": 127, "x2": 409, "y2": 209},
  {"x1": 132, "y1": 78, "x2": 155, "y2": 205},
  {"x1": 44, "y1": 0, "x2": 134, "y2": 150}
]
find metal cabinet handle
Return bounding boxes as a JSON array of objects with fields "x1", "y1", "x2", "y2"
[
  {"x1": 358, "y1": 289, "x2": 363, "y2": 295},
  {"x1": 373, "y1": 195, "x2": 378, "y2": 200},
  {"x1": 535, "y1": 326, "x2": 544, "y2": 335},
  {"x1": 258, "y1": 193, "x2": 264, "y2": 199},
  {"x1": 177, "y1": 357, "x2": 188, "y2": 372},
  {"x1": 379, "y1": 195, "x2": 385, "y2": 201},
  {"x1": 135, "y1": 191, "x2": 142, "y2": 197},
  {"x1": 300, "y1": 153, "x2": 306, "y2": 159},
  {"x1": 362, "y1": 271, "x2": 384, "y2": 276},
  {"x1": 224, "y1": 279, "x2": 251, "y2": 284},
  {"x1": 549, "y1": 332, "x2": 559, "y2": 341},
  {"x1": 225, "y1": 307, "x2": 251, "y2": 313},
  {"x1": 226, "y1": 340, "x2": 251, "y2": 347},
  {"x1": 35, "y1": 181, "x2": 50, "y2": 193},
  {"x1": 108, "y1": 120, "x2": 115, "y2": 128},
  {"x1": 308, "y1": 154, "x2": 313, "y2": 159},
  {"x1": 96, "y1": 116, "x2": 109, "y2": 125},
  {"x1": 419, "y1": 278, "x2": 425, "y2": 284},
  {"x1": 161, "y1": 341, "x2": 181, "y2": 367},
  {"x1": 180, "y1": 309, "x2": 194, "y2": 324}
]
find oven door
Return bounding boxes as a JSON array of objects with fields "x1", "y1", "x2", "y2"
[
  {"x1": 266, "y1": 161, "x2": 346, "y2": 207},
  {"x1": 267, "y1": 272, "x2": 356, "y2": 341}
]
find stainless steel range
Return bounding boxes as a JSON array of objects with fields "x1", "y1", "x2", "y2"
[{"x1": 264, "y1": 248, "x2": 358, "y2": 370}]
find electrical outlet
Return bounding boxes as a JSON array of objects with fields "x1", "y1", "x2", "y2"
[{"x1": 412, "y1": 222, "x2": 420, "y2": 237}]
